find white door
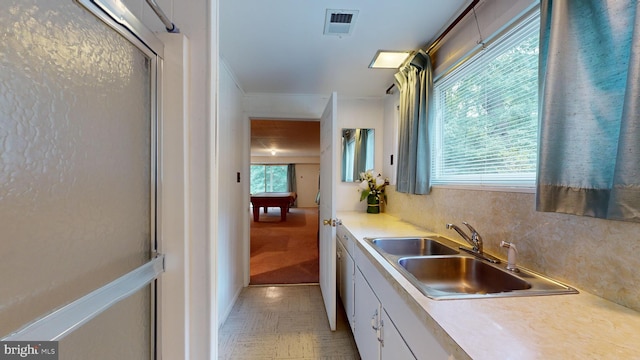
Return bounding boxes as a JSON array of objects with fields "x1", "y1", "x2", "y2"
[{"x1": 319, "y1": 92, "x2": 338, "y2": 330}]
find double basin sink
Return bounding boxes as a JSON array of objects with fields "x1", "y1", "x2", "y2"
[{"x1": 365, "y1": 236, "x2": 577, "y2": 300}]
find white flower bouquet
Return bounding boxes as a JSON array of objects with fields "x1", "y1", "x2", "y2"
[{"x1": 358, "y1": 169, "x2": 388, "y2": 204}]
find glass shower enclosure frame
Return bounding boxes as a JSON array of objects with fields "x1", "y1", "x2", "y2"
[{"x1": 1, "y1": 0, "x2": 165, "y2": 357}]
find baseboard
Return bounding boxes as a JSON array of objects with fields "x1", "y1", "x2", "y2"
[
  {"x1": 218, "y1": 285, "x2": 243, "y2": 328},
  {"x1": 248, "y1": 283, "x2": 320, "y2": 287}
]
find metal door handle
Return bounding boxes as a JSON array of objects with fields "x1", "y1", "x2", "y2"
[{"x1": 322, "y1": 218, "x2": 342, "y2": 226}]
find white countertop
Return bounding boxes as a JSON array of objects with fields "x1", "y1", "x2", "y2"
[{"x1": 337, "y1": 211, "x2": 640, "y2": 360}]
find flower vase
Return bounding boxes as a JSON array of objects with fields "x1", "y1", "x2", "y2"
[{"x1": 366, "y1": 194, "x2": 380, "y2": 214}]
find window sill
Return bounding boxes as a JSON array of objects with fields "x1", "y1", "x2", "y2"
[{"x1": 431, "y1": 184, "x2": 536, "y2": 194}]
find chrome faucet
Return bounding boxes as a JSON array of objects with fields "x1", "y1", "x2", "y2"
[
  {"x1": 446, "y1": 222, "x2": 500, "y2": 263},
  {"x1": 446, "y1": 222, "x2": 483, "y2": 253}
]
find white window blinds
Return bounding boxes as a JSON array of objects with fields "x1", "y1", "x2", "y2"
[{"x1": 432, "y1": 13, "x2": 540, "y2": 187}]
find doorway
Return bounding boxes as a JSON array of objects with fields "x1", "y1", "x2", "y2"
[{"x1": 249, "y1": 119, "x2": 321, "y2": 285}]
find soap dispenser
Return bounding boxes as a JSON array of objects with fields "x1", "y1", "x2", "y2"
[{"x1": 500, "y1": 241, "x2": 519, "y2": 272}]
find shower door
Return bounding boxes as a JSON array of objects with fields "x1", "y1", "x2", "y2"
[{"x1": 1, "y1": 0, "x2": 161, "y2": 358}]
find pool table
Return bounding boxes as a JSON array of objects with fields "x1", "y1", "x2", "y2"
[{"x1": 250, "y1": 192, "x2": 297, "y2": 222}]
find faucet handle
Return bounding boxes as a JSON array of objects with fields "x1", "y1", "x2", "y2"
[
  {"x1": 462, "y1": 222, "x2": 481, "y2": 240},
  {"x1": 462, "y1": 222, "x2": 483, "y2": 253}
]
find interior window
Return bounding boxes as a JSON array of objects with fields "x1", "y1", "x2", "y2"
[
  {"x1": 250, "y1": 164, "x2": 288, "y2": 193},
  {"x1": 431, "y1": 12, "x2": 540, "y2": 187}
]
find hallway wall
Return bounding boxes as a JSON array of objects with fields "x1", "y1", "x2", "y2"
[{"x1": 217, "y1": 59, "x2": 248, "y2": 326}]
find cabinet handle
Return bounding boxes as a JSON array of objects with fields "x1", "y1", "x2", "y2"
[
  {"x1": 378, "y1": 319, "x2": 384, "y2": 346},
  {"x1": 370, "y1": 309, "x2": 379, "y2": 331}
]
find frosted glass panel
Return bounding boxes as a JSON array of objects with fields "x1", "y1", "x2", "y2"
[
  {"x1": 0, "y1": 0, "x2": 153, "y2": 354},
  {"x1": 59, "y1": 287, "x2": 151, "y2": 359}
]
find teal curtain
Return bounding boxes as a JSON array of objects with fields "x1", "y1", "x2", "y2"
[
  {"x1": 537, "y1": 0, "x2": 640, "y2": 221},
  {"x1": 353, "y1": 129, "x2": 369, "y2": 178},
  {"x1": 395, "y1": 50, "x2": 432, "y2": 194},
  {"x1": 287, "y1": 164, "x2": 297, "y2": 207}
]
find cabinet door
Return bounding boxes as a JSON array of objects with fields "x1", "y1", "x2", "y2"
[
  {"x1": 337, "y1": 241, "x2": 346, "y2": 304},
  {"x1": 337, "y1": 237, "x2": 356, "y2": 330},
  {"x1": 355, "y1": 269, "x2": 381, "y2": 360},
  {"x1": 336, "y1": 241, "x2": 345, "y2": 305},
  {"x1": 344, "y1": 250, "x2": 355, "y2": 330},
  {"x1": 380, "y1": 309, "x2": 416, "y2": 360}
]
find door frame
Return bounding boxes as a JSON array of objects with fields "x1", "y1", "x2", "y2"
[
  {"x1": 75, "y1": 0, "x2": 164, "y2": 357},
  {"x1": 243, "y1": 116, "x2": 322, "y2": 287}
]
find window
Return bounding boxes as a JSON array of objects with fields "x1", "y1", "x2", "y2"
[
  {"x1": 432, "y1": 13, "x2": 539, "y2": 187},
  {"x1": 250, "y1": 164, "x2": 288, "y2": 193}
]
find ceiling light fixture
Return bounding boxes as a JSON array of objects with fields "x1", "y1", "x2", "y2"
[
  {"x1": 368, "y1": 50, "x2": 412, "y2": 69},
  {"x1": 271, "y1": 149, "x2": 276, "y2": 156}
]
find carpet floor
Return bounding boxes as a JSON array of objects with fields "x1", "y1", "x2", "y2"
[{"x1": 250, "y1": 207, "x2": 319, "y2": 285}]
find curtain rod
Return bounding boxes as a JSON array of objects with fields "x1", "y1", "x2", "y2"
[
  {"x1": 386, "y1": 0, "x2": 479, "y2": 94},
  {"x1": 145, "y1": 0, "x2": 179, "y2": 33},
  {"x1": 426, "y1": 0, "x2": 480, "y2": 54}
]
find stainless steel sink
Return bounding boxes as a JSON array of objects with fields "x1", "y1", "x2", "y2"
[
  {"x1": 364, "y1": 236, "x2": 578, "y2": 300},
  {"x1": 398, "y1": 256, "x2": 531, "y2": 295},
  {"x1": 370, "y1": 237, "x2": 458, "y2": 256}
]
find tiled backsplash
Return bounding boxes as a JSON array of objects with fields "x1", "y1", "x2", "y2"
[{"x1": 385, "y1": 186, "x2": 640, "y2": 312}]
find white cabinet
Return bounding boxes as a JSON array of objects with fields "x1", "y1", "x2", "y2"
[
  {"x1": 337, "y1": 238, "x2": 355, "y2": 328},
  {"x1": 380, "y1": 309, "x2": 415, "y2": 359},
  {"x1": 355, "y1": 268, "x2": 415, "y2": 360},
  {"x1": 354, "y1": 269, "x2": 381, "y2": 360}
]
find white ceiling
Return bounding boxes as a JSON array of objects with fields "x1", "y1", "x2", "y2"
[{"x1": 220, "y1": 0, "x2": 470, "y2": 98}]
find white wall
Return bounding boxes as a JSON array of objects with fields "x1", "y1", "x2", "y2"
[
  {"x1": 216, "y1": 60, "x2": 247, "y2": 326},
  {"x1": 244, "y1": 93, "x2": 331, "y2": 119},
  {"x1": 156, "y1": 32, "x2": 189, "y2": 360},
  {"x1": 295, "y1": 164, "x2": 321, "y2": 207},
  {"x1": 382, "y1": 93, "x2": 399, "y2": 186},
  {"x1": 431, "y1": 0, "x2": 537, "y2": 76},
  {"x1": 335, "y1": 98, "x2": 385, "y2": 212},
  {"x1": 251, "y1": 156, "x2": 319, "y2": 164}
]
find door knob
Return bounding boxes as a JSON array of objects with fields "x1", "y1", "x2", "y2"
[{"x1": 323, "y1": 219, "x2": 333, "y2": 226}]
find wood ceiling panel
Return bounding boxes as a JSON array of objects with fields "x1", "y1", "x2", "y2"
[{"x1": 251, "y1": 119, "x2": 320, "y2": 157}]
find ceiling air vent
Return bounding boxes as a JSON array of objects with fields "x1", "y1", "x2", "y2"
[{"x1": 324, "y1": 9, "x2": 359, "y2": 36}]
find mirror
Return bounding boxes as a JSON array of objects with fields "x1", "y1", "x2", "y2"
[{"x1": 341, "y1": 128, "x2": 375, "y2": 182}]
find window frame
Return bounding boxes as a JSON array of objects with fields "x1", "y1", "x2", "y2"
[{"x1": 430, "y1": 10, "x2": 540, "y2": 192}]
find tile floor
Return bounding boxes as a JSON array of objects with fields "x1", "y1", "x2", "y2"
[{"x1": 219, "y1": 285, "x2": 361, "y2": 359}]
